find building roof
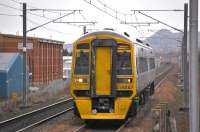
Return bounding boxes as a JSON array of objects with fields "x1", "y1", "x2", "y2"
[
  {"x1": 0, "y1": 53, "x2": 19, "y2": 71},
  {"x1": 0, "y1": 33, "x2": 64, "y2": 45}
]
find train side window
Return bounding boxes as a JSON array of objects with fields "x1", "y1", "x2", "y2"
[
  {"x1": 116, "y1": 51, "x2": 132, "y2": 75},
  {"x1": 143, "y1": 58, "x2": 148, "y2": 72},
  {"x1": 139, "y1": 57, "x2": 148, "y2": 73},
  {"x1": 74, "y1": 51, "x2": 89, "y2": 74},
  {"x1": 150, "y1": 58, "x2": 155, "y2": 69},
  {"x1": 138, "y1": 58, "x2": 141, "y2": 73},
  {"x1": 136, "y1": 57, "x2": 140, "y2": 75},
  {"x1": 138, "y1": 57, "x2": 143, "y2": 73}
]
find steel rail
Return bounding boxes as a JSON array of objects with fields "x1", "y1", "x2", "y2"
[
  {"x1": 73, "y1": 124, "x2": 87, "y2": 132},
  {"x1": 156, "y1": 64, "x2": 173, "y2": 80},
  {"x1": 155, "y1": 65, "x2": 173, "y2": 90},
  {"x1": 17, "y1": 107, "x2": 74, "y2": 132},
  {"x1": 115, "y1": 118, "x2": 132, "y2": 132},
  {"x1": 0, "y1": 98, "x2": 73, "y2": 132},
  {"x1": 155, "y1": 64, "x2": 174, "y2": 87}
]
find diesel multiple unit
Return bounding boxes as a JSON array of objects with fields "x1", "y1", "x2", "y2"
[{"x1": 70, "y1": 31, "x2": 156, "y2": 120}]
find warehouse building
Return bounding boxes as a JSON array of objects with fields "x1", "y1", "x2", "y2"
[
  {"x1": 0, "y1": 33, "x2": 64, "y2": 87},
  {"x1": 0, "y1": 53, "x2": 23, "y2": 97}
]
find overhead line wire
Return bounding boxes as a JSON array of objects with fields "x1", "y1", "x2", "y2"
[
  {"x1": 83, "y1": 0, "x2": 145, "y2": 36},
  {"x1": 27, "y1": 19, "x2": 77, "y2": 35},
  {"x1": 83, "y1": 0, "x2": 122, "y2": 21},
  {"x1": 0, "y1": 3, "x2": 21, "y2": 11},
  {"x1": 27, "y1": 11, "x2": 75, "y2": 32},
  {"x1": 0, "y1": 13, "x2": 21, "y2": 16},
  {"x1": 5, "y1": 1, "x2": 83, "y2": 28}
]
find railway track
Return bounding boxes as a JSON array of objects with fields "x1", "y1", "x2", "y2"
[
  {"x1": 0, "y1": 98, "x2": 73, "y2": 132},
  {"x1": 73, "y1": 64, "x2": 174, "y2": 132},
  {"x1": 74, "y1": 124, "x2": 87, "y2": 132},
  {"x1": 114, "y1": 64, "x2": 174, "y2": 132},
  {"x1": 155, "y1": 64, "x2": 173, "y2": 87},
  {"x1": 0, "y1": 64, "x2": 173, "y2": 132}
]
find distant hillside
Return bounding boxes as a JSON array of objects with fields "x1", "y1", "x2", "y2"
[
  {"x1": 144, "y1": 29, "x2": 181, "y2": 54},
  {"x1": 145, "y1": 29, "x2": 200, "y2": 54}
]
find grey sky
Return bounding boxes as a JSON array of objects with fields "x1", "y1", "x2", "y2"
[{"x1": 0, "y1": 0, "x2": 198, "y2": 43}]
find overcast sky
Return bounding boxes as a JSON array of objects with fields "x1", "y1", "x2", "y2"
[{"x1": 0, "y1": 0, "x2": 198, "y2": 43}]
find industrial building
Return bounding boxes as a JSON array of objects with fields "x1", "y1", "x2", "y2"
[
  {"x1": 0, "y1": 53, "x2": 23, "y2": 97},
  {"x1": 0, "y1": 34, "x2": 64, "y2": 87}
]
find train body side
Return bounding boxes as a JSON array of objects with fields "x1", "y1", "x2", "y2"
[{"x1": 135, "y1": 45, "x2": 156, "y2": 95}]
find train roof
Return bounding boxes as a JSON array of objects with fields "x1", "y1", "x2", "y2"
[
  {"x1": 135, "y1": 42, "x2": 153, "y2": 50},
  {"x1": 77, "y1": 30, "x2": 131, "y2": 42},
  {"x1": 77, "y1": 30, "x2": 153, "y2": 49}
]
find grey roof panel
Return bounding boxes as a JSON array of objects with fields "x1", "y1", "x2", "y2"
[
  {"x1": 0, "y1": 53, "x2": 19, "y2": 71},
  {"x1": 77, "y1": 31, "x2": 131, "y2": 42}
]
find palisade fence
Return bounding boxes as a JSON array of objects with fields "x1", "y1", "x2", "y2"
[{"x1": 152, "y1": 102, "x2": 177, "y2": 132}]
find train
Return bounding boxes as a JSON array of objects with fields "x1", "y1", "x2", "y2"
[{"x1": 70, "y1": 30, "x2": 156, "y2": 121}]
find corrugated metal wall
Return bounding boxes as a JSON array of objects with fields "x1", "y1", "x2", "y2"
[{"x1": 0, "y1": 34, "x2": 63, "y2": 87}]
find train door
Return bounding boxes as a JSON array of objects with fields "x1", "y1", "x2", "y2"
[
  {"x1": 95, "y1": 47, "x2": 111, "y2": 95},
  {"x1": 91, "y1": 39, "x2": 117, "y2": 97}
]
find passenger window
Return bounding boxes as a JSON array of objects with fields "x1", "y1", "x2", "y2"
[
  {"x1": 143, "y1": 58, "x2": 148, "y2": 72},
  {"x1": 116, "y1": 51, "x2": 132, "y2": 75},
  {"x1": 74, "y1": 51, "x2": 89, "y2": 74},
  {"x1": 150, "y1": 58, "x2": 155, "y2": 69},
  {"x1": 139, "y1": 57, "x2": 148, "y2": 73}
]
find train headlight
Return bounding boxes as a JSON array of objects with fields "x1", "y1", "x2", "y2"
[
  {"x1": 75, "y1": 77, "x2": 88, "y2": 83},
  {"x1": 78, "y1": 78, "x2": 83, "y2": 83}
]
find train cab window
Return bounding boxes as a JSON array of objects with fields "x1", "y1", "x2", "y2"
[
  {"x1": 116, "y1": 51, "x2": 132, "y2": 75},
  {"x1": 150, "y1": 58, "x2": 155, "y2": 69},
  {"x1": 77, "y1": 43, "x2": 89, "y2": 49},
  {"x1": 74, "y1": 50, "x2": 89, "y2": 75}
]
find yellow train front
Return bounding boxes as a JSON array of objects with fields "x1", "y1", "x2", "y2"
[{"x1": 70, "y1": 31, "x2": 137, "y2": 120}]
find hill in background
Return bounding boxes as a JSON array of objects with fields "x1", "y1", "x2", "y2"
[{"x1": 145, "y1": 29, "x2": 200, "y2": 54}]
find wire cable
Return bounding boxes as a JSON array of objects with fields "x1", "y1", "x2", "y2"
[
  {"x1": 7, "y1": 0, "x2": 81, "y2": 26},
  {"x1": 27, "y1": 11, "x2": 75, "y2": 32},
  {"x1": 96, "y1": 0, "x2": 132, "y2": 16},
  {"x1": 138, "y1": 11, "x2": 183, "y2": 33},
  {"x1": 0, "y1": 3, "x2": 21, "y2": 11},
  {"x1": 9, "y1": 0, "x2": 22, "y2": 5},
  {"x1": 132, "y1": 12, "x2": 145, "y2": 37},
  {"x1": 8, "y1": 0, "x2": 61, "y2": 15},
  {"x1": 83, "y1": 0, "x2": 146, "y2": 36},
  {"x1": 27, "y1": 19, "x2": 77, "y2": 35},
  {"x1": 0, "y1": 13, "x2": 21, "y2": 17},
  {"x1": 2, "y1": 1, "x2": 82, "y2": 28},
  {"x1": 83, "y1": 0, "x2": 123, "y2": 21}
]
